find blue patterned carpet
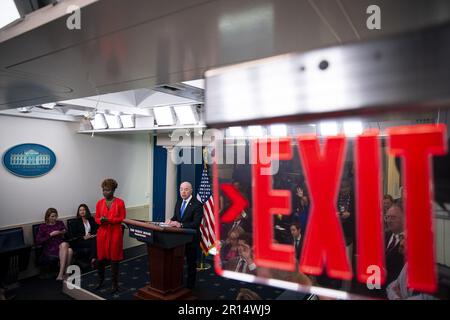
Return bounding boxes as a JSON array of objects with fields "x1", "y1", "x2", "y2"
[{"x1": 79, "y1": 255, "x2": 302, "y2": 300}]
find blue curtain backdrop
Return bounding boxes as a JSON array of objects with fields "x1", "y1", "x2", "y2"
[
  {"x1": 152, "y1": 136, "x2": 167, "y2": 221},
  {"x1": 152, "y1": 144, "x2": 203, "y2": 221},
  {"x1": 177, "y1": 147, "x2": 204, "y2": 195}
]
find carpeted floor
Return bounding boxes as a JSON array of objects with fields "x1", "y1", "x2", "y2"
[
  {"x1": 80, "y1": 254, "x2": 298, "y2": 300},
  {"x1": 8, "y1": 245, "x2": 309, "y2": 300},
  {"x1": 7, "y1": 245, "x2": 148, "y2": 300}
]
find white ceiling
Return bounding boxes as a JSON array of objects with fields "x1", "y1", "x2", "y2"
[
  {"x1": 0, "y1": 84, "x2": 204, "y2": 121},
  {"x1": 1, "y1": 0, "x2": 449, "y2": 111}
]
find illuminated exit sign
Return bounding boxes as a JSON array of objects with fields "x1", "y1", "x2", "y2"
[{"x1": 213, "y1": 124, "x2": 447, "y2": 295}]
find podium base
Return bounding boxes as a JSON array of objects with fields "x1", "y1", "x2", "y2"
[
  {"x1": 134, "y1": 286, "x2": 196, "y2": 300},
  {"x1": 196, "y1": 262, "x2": 211, "y2": 271}
]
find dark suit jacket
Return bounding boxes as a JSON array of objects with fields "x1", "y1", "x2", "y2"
[
  {"x1": 224, "y1": 257, "x2": 257, "y2": 275},
  {"x1": 70, "y1": 217, "x2": 98, "y2": 240},
  {"x1": 221, "y1": 213, "x2": 252, "y2": 238},
  {"x1": 171, "y1": 197, "x2": 203, "y2": 241},
  {"x1": 294, "y1": 236, "x2": 304, "y2": 261},
  {"x1": 385, "y1": 231, "x2": 405, "y2": 286},
  {"x1": 234, "y1": 215, "x2": 252, "y2": 233},
  {"x1": 337, "y1": 192, "x2": 355, "y2": 246}
]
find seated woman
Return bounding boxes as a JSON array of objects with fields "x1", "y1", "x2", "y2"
[
  {"x1": 70, "y1": 204, "x2": 97, "y2": 268},
  {"x1": 36, "y1": 208, "x2": 73, "y2": 281}
]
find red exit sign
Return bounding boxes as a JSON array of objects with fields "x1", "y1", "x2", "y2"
[{"x1": 214, "y1": 124, "x2": 447, "y2": 294}]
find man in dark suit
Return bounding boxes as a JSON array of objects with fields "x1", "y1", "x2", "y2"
[
  {"x1": 289, "y1": 222, "x2": 303, "y2": 262},
  {"x1": 222, "y1": 210, "x2": 252, "y2": 237},
  {"x1": 384, "y1": 204, "x2": 405, "y2": 287},
  {"x1": 166, "y1": 181, "x2": 203, "y2": 289},
  {"x1": 350, "y1": 204, "x2": 405, "y2": 299}
]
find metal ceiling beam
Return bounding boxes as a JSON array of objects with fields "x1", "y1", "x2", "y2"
[{"x1": 205, "y1": 22, "x2": 450, "y2": 127}]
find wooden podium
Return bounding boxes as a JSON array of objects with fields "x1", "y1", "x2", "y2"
[{"x1": 123, "y1": 219, "x2": 197, "y2": 300}]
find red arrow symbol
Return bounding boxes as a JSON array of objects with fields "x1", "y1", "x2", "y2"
[{"x1": 220, "y1": 183, "x2": 249, "y2": 223}]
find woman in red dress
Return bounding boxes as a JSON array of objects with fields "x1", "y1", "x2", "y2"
[{"x1": 95, "y1": 178, "x2": 126, "y2": 293}]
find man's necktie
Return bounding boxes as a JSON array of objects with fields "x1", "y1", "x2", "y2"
[
  {"x1": 387, "y1": 234, "x2": 398, "y2": 251},
  {"x1": 237, "y1": 259, "x2": 246, "y2": 272},
  {"x1": 180, "y1": 200, "x2": 187, "y2": 219}
]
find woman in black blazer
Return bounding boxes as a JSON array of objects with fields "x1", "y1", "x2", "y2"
[{"x1": 70, "y1": 204, "x2": 98, "y2": 267}]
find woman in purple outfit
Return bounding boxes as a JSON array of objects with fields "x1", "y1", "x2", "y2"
[{"x1": 36, "y1": 208, "x2": 73, "y2": 280}]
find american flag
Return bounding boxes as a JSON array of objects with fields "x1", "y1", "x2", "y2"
[{"x1": 196, "y1": 165, "x2": 216, "y2": 255}]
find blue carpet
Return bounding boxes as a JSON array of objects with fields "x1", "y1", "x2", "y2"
[{"x1": 79, "y1": 255, "x2": 290, "y2": 300}]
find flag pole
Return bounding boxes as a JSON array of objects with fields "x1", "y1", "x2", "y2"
[
  {"x1": 197, "y1": 247, "x2": 211, "y2": 271},
  {"x1": 197, "y1": 147, "x2": 212, "y2": 271}
]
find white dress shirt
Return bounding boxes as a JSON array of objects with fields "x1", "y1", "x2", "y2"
[{"x1": 83, "y1": 219, "x2": 91, "y2": 236}]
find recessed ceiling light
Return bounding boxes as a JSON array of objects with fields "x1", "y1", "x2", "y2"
[
  {"x1": 228, "y1": 126, "x2": 245, "y2": 137},
  {"x1": 40, "y1": 103, "x2": 56, "y2": 109},
  {"x1": 174, "y1": 105, "x2": 198, "y2": 125},
  {"x1": 104, "y1": 114, "x2": 123, "y2": 129},
  {"x1": 153, "y1": 106, "x2": 176, "y2": 126},
  {"x1": 248, "y1": 126, "x2": 265, "y2": 137},
  {"x1": 343, "y1": 121, "x2": 363, "y2": 137},
  {"x1": 320, "y1": 122, "x2": 339, "y2": 136},
  {"x1": 270, "y1": 124, "x2": 287, "y2": 137},
  {"x1": 17, "y1": 107, "x2": 32, "y2": 113},
  {"x1": 120, "y1": 114, "x2": 135, "y2": 128},
  {"x1": 91, "y1": 113, "x2": 108, "y2": 129}
]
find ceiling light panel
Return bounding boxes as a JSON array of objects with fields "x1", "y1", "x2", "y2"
[
  {"x1": 153, "y1": 106, "x2": 176, "y2": 126},
  {"x1": 174, "y1": 105, "x2": 198, "y2": 125}
]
